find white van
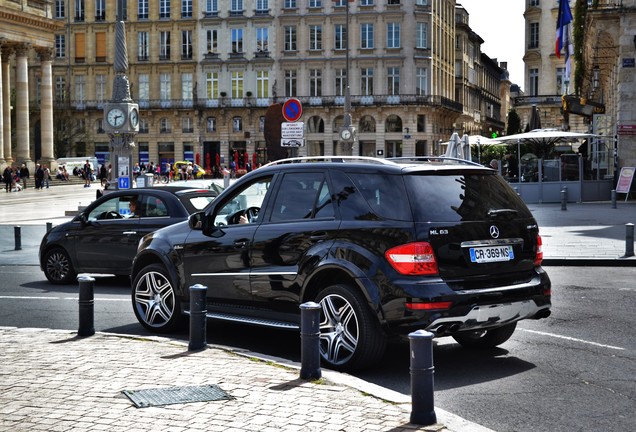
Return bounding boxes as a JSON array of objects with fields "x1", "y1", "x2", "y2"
[{"x1": 55, "y1": 157, "x2": 99, "y2": 175}]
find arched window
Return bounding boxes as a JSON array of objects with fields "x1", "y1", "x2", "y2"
[
  {"x1": 333, "y1": 115, "x2": 345, "y2": 130},
  {"x1": 359, "y1": 115, "x2": 376, "y2": 133},
  {"x1": 385, "y1": 115, "x2": 402, "y2": 132},
  {"x1": 307, "y1": 116, "x2": 324, "y2": 133}
]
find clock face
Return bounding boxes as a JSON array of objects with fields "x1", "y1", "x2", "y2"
[
  {"x1": 129, "y1": 108, "x2": 139, "y2": 128},
  {"x1": 107, "y1": 108, "x2": 126, "y2": 128},
  {"x1": 340, "y1": 129, "x2": 352, "y2": 140}
]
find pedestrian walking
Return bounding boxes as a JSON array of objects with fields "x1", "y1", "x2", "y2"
[
  {"x1": 83, "y1": 159, "x2": 93, "y2": 187},
  {"x1": 19, "y1": 163, "x2": 30, "y2": 190},
  {"x1": 35, "y1": 164, "x2": 45, "y2": 189},
  {"x1": 99, "y1": 164, "x2": 108, "y2": 187},
  {"x1": 43, "y1": 164, "x2": 51, "y2": 188},
  {"x1": 3, "y1": 166, "x2": 12, "y2": 192}
]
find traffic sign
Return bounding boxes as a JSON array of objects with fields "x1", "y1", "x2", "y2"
[
  {"x1": 282, "y1": 98, "x2": 303, "y2": 122},
  {"x1": 281, "y1": 139, "x2": 305, "y2": 147},
  {"x1": 118, "y1": 177, "x2": 130, "y2": 189},
  {"x1": 281, "y1": 122, "x2": 305, "y2": 139}
]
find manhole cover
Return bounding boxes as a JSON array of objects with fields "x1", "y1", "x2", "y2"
[{"x1": 122, "y1": 384, "x2": 233, "y2": 408}]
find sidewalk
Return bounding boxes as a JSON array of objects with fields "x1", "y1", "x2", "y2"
[
  {"x1": 527, "y1": 201, "x2": 636, "y2": 265},
  {"x1": 0, "y1": 327, "x2": 485, "y2": 432}
]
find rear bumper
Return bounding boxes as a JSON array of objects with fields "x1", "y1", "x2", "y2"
[
  {"x1": 426, "y1": 299, "x2": 551, "y2": 335},
  {"x1": 379, "y1": 269, "x2": 551, "y2": 335}
]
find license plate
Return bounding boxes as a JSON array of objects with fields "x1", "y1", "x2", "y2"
[{"x1": 469, "y1": 245, "x2": 514, "y2": 263}]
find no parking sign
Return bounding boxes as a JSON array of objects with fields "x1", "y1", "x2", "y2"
[{"x1": 282, "y1": 98, "x2": 302, "y2": 122}]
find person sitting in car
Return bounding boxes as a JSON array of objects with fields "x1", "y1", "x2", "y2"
[{"x1": 128, "y1": 197, "x2": 141, "y2": 218}]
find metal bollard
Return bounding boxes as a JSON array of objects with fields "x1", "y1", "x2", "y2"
[
  {"x1": 14, "y1": 226, "x2": 22, "y2": 250},
  {"x1": 188, "y1": 284, "x2": 208, "y2": 351},
  {"x1": 561, "y1": 187, "x2": 568, "y2": 211},
  {"x1": 46, "y1": 222, "x2": 53, "y2": 232},
  {"x1": 625, "y1": 223, "x2": 634, "y2": 257},
  {"x1": 299, "y1": 302, "x2": 322, "y2": 380},
  {"x1": 611, "y1": 189, "x2": 617, "y2": 209},
  {"x1": 409, "y1": 330, "x2": 437, "y2": 426},
  {"x1": 77, "y1": 276, "x2": 95, "y2": 337}
]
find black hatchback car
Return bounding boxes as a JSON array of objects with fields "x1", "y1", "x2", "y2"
[
  {"x1": 39, "y1": 186, "x2": 218, "y2": 284},
  {"x1": 130, "y1": 157, "x2": 551, "y2": 371}
]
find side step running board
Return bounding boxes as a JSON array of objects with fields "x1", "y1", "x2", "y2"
[{"x1": 185, "y1": 310, "x2": 299, "y2": 330}]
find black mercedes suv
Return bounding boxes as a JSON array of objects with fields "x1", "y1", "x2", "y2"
[{"x1": 130, "y1": 156, "x2": 551, "y2": 371}]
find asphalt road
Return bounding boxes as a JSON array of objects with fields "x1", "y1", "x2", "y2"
[{"x1": 1, "y1": 265, "x2": 634, "y2": 432}]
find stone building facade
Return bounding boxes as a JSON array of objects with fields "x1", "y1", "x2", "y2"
[
  {"x1": 581, "y1": 0, "x2": 636, "y2": 174},
  {"x1": 0, "y1": 0, "x2": 63, "y2": 172},
  {"x1": 5, "y1": 0, "x2": 510, "y2": 171}
]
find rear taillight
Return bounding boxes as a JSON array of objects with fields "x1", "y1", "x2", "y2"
[
  {"x1": 534, "y1": 234, "x2": 544, "y2": 266},
  {"x1": 385, "y1": 242, "x2": 438, "y2": 275}
]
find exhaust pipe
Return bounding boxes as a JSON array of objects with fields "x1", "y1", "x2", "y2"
[{"x1": 533, "y1": 309, "x2": 551, "y2": 319}]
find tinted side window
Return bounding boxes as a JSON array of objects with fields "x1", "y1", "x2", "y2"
[
  {"x1": 270, "y1": 172, "x2": 333, "y2": 221},
  {"x1": 88, "y1": 195, "x2": 137, "y2": 220},
  {"x1": 404, "y1": 172, "x2": 533, "y2": 222},
  {"x1": 140, "y1": 195, "x2": 168, "y2": 217},
  {"x1": 329, "y1": 170, "x2": 411, "y2": 221}
]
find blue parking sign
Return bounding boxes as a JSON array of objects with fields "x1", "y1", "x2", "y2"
[{"x1": 118, "y1": 177, "x2": 130, "y2": 189}]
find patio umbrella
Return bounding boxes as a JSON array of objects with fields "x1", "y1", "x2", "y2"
[
  {"x1": 215, "y1": 153, "x2": 220, "y2": 167},
  {"x1": 444, "y1": 132, "x2": 462, "y2": 159},
  {"x1": 468, "y1": 135, "x2": 499, "y2": 145},
  {"x1": 233, "y1": 150, "x2": 239, "y2": 168},
  {"x1": 244, "y1": 152, "x2": 249, "y2": 168},
  {"x1": 252, "y1": 153, "x2": 257, "y2": 168}
]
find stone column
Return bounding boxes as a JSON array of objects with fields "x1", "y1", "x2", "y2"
[
  {"x1": 0, "y1": 44, "x2": 5, "y2": 166},
  {"x1": 38, "y1": 48, "x2": 55, "y2": 164},
  {"x1": 1, "y1": 45, "x2": 11, "y2": 165},
  {"x1": 15, "y1": 43, "x2": 31, "y2": 165}
]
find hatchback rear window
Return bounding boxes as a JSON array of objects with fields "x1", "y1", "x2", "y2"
[{"x1": 404, "y1": 171, "x2": 532, "y2": 222}]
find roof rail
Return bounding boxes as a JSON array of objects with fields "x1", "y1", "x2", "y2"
[
  {"x1": 262, "y1": 156, "x2": 397, "y2": 167},
  {"x1": 387, "y1": 156, "x2": 484, "y2": 167}
]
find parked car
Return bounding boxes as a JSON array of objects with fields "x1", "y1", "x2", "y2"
[
  {"x1": 173, "y1": 161, "x2": 205, "y2": 179},
  {"x1": 39, "y1": 186, "x2": 219, "y2": 284},
  {"x1": 130, "y1": 156, "x2": 552, "y2": 371}
]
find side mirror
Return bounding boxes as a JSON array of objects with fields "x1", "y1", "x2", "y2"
[
  {"x1": 77, "y1": 213, "x2": 88, "y2": 226},
  {"x1": 188, "y1": 211, "x2": 204, "y2": 230}
]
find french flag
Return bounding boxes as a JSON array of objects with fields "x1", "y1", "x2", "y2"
[{"x1": 555, "y1": 0, "x2": 573, "y2": 59}]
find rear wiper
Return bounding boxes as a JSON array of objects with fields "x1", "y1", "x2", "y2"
[{"x1": 487, "y1": 208, "x2": 519, "y2": 217}]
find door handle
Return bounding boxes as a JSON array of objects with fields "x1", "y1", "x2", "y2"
[
  {"x1": 123, "y1": 231, "x2": 137, "y2": 235},
  {"x1": 234, "y1": 239, "x2": 249, "y2": 248}
]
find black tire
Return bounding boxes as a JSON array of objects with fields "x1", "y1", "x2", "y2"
[
  {"x1": 315, "y1": 284, "x2": 387, "y2": 372},
  {"x1": 452, "y1": 322, "x2": 517, "y2": 349},
  {"x1": 132, "y1": 264, "x2": 183, "y2": 333},
  {"x1": 43, "y1": 247, "x2": 77, "y2": 285}
]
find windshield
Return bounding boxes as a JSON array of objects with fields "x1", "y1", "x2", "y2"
[{"x1": 404, "y1": 171, "x2": 533, "y2": 222}]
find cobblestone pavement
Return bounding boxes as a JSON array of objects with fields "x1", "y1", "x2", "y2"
[{"x1": 0, "y1": 327, "x2": 490, "y2": 432}]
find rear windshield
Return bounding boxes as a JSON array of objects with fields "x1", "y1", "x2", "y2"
[{"x1": 404, "y1": 171, "x2": 533, "y2": 222}]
